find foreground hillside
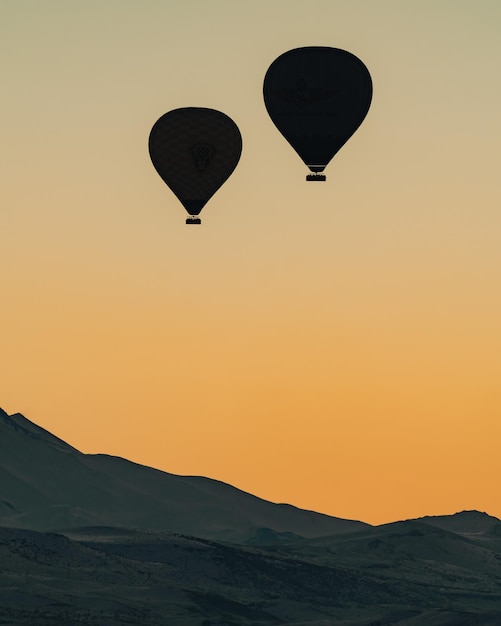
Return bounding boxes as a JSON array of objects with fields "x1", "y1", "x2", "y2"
[{"x1": 1, "y1": 522, "x2": 501, "y2": 625}]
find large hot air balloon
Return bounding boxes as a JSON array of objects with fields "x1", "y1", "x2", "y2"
[
  {"x1": 149, "y1": 107, "x2": 242, "y2": 224},
  {"x1": 263, "y1": 47, "x2": 372, "y2": 181}
]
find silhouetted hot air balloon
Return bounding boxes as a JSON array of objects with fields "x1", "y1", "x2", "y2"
[
  {"x1": 263, "y1": 47, "x2": 372, "y2": 181},
  {"x1": 149, "y1": 108, "x2": 242, "y2": 224}
]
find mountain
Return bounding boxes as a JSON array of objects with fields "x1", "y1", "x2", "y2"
[
  {"x1": 0, "y1": 407, "x2": 367, "y2": 542},
  {"x1": 2, "y1": 406, "x2": 501, "y2": 625}
]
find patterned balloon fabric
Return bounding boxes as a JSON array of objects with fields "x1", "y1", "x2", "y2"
[{"x1": 149, "y1": 108, "x2": 242, "y2": 218}]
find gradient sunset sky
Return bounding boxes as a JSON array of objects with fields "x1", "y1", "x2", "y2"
[{"x1": 2, "y1": 0, "x2": 500, "y2": 525}]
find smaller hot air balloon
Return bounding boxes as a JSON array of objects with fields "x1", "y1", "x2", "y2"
[
  {"x1": 149, "y1": 107, "x2": 242, "y2": 224},
  {"x1": 263, "y1": 47, "x2": 372, "y2": 181}
]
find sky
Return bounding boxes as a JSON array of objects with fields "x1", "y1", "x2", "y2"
[{"x1": 1, "y1": 0, "x2": 500, "y2": 526}]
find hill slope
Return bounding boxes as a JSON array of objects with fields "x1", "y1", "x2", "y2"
[{"x1": 0, "y1": 407, "x2": 366, "y2": 542}]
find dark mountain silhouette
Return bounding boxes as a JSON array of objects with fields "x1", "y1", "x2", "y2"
[
  {"x1": 0, "y1": 407, "x2": 367, "y2": 541},
  {"x1": 2, "y1": 406, "x2": 501, "y2": 625},
  {"x1": 415, "y1": 509, "x2": 501, "y2": 535}
]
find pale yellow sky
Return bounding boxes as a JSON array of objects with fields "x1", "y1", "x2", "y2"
[{"x1": 1, "y1": 0, "x2": 500, "y2": 524}]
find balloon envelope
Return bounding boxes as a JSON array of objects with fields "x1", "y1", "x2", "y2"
[
  {"x1": 263, "y1": 47, "x2": 372, "y2": 179},
  {"x1": 149, "y1": 108, "x2": 242, "y2": 222}
]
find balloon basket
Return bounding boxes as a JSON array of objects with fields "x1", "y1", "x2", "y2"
[
  {"x1": 306, "y1": 174, "x2": 326, "y2": 182},
  {"x1": 186, "y1": 217, "x2": 202, "y2": 225}
]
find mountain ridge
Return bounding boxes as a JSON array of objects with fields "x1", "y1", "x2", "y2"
[
  {"x1": 0, "y1": 407, "x2": 369, "y2": 541},
  {"x1": 0, "y1": 407, "x2": 78, "y2": 453},
  {"x1": 1, "y1": 407, "x2": 499, "y2": 541},
  {"x1": 2, "y1": 406, "x2": 501, "y2": 624}
]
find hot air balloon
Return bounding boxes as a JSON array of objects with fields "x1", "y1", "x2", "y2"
[
  {"x1": 149, "y1": 107, "x2": 242, "y2": 224},
  {"x1": 263, "y1": 47, "x2": 372, "y2": 181}
]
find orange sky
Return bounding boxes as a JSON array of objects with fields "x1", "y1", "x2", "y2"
[{"x1": 1, "y1": 0, "x2": 500, "y2": 525}]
